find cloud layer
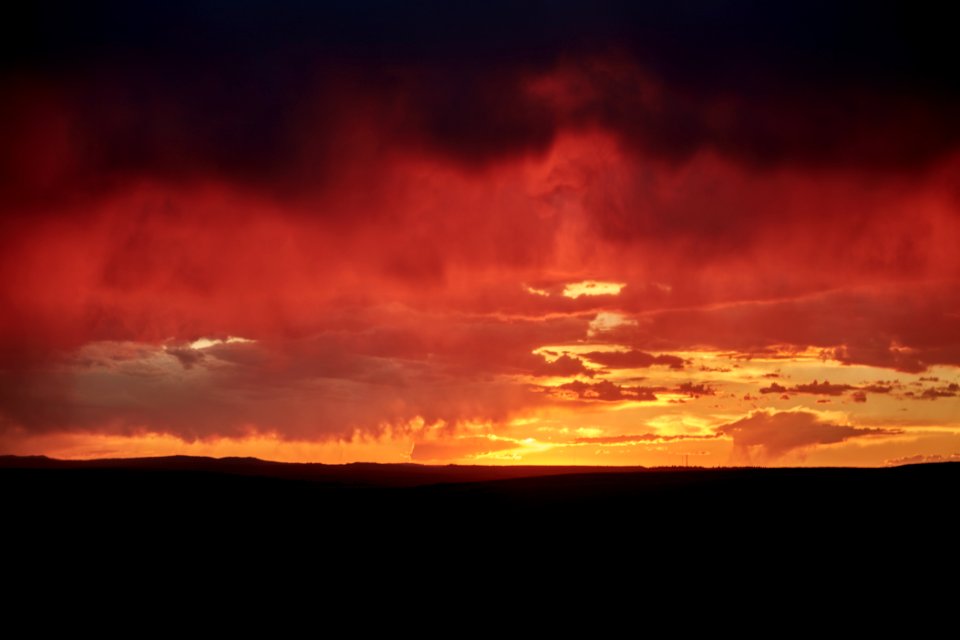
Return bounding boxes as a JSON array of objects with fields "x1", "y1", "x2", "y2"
[{"x1": 1, "y1": 2, "x2": 959, "y2": 464}]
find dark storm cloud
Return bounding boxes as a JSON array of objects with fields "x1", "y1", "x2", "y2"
[
  {"x1": 3, "y1": 1, "x2": 959, "y2": 209},
  {"x1": 718, "y1": 410, "x2": 900, "y2": 462}
]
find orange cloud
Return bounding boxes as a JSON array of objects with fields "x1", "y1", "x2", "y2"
[{"x1": 718, "y1": 410, "x2": 900, "y2": 464}]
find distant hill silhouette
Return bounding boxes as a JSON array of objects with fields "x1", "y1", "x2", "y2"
[{"x1": 0, "y1": 454, "x2": 649, "y2": 487}]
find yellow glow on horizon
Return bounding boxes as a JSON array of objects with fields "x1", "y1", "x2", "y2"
[
  {"x1": 3, "y1": 430, "x2": 414, "y2": 464},
  {"x1": 646, "y1": 413, "x2": 724, "y2": 435},
  {"x1": 6, "y1": 415, "x2": 959, "y2": 467},
  {"x1": 6, "y1": 344, "x2": 959, "y2": 468}
]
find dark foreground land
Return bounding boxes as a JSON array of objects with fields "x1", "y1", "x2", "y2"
[
  {"x1": 4, "y1": 456, "x2": 957, "y2": 554},
  {"x1": 2, "y1": 456, "x2": 954, "y2": 612},
  {"x1": 5, "y1": 456, "x2": 960, "y2": 602}
]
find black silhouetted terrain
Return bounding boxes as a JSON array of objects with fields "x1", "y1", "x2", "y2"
[
  {"x1": 6, "y1": 455, "x2": 952, "y2": 609},
  {"x1": 1, "y1": 454, "x2": 647, "y2": 487},
  {"x1": 5, "y1": 456, "x2": 957, "y2": 546},
  {"x1": 5, "y1": 454, "x2": 958, "y2": 586}
]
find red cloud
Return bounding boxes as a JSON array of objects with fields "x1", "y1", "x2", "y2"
[
  {"x1": 761, "y1": 380, "x2": 853, "y2": 396},
  {"x1": 3, "y1": 17, "x2": 960, "y2": 457},
  {"x1": 919, "y1": 384, "x2": 959, "y2": 400},
  {"x1": 675, "y1": 382, "x2": 715, "y2": 397},
  {"x1": 581, "y1": 350, "x2": 685, "y2": 370},
  {"x1": 553, "y1": 380, "x2": 660, "y2": 402},
  {"x1": 527, "y1": 354, "x2": 594, "y2": 378}
]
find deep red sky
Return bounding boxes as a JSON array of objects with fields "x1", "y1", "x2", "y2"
[{"x1": 2, "y1": 2, "x2": 959, "y2": 465}]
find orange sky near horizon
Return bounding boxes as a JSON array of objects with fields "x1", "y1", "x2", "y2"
[
  {"x1": 4, "y1": 333, "x2": 959, "y2": 467},
  {"x1": 3, "y1": 6, "x2": 960, "y2": 467}
]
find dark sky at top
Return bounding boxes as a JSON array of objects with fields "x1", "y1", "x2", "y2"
[{"x1": 3, "y1": 1, "x2": 959, "y2": 210}]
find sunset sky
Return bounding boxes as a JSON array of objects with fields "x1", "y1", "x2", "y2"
[{"x1": 2, "y1": 2, "x2": 959, "y2": 466}]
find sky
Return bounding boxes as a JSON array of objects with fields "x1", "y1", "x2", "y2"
[{"x1": 2, "y1": 2, "x2": 959, "y2": 466}]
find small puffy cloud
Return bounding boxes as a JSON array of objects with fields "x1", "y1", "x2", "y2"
[
  {"x1": 919, "y1": 383, "x2": 959, "y2": 400},
  {"x1": 762, "y1": 379, "x2": 906, "y2": 403},
  {"x1": 527, "y1": 354, "x2": 594, "y2": 378},
  {"x1": 582, "y1": 350, "x2": 685, "y2": 370},
  {"x1": 761, "y1": 380, "x2": 852, "y2": 396},
  {"x1": 675, "y1": 382, "x2": 715, "y2": 397},
  {"x1": 553, "y1": 380, "x2": 660, "y2": 402},
  {"x1": 792, "y1": 380, "x2": 855, "y2": 396}
]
